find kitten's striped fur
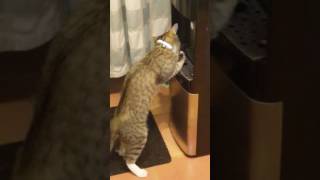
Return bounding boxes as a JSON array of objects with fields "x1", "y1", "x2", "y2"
[{"x1": 110, "y1": 24, "x2": 185, "y2": 177}]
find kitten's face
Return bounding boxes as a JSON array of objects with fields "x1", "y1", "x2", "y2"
[{"x1": 155, "y1": 24, "x2": 181, "y2": 54}]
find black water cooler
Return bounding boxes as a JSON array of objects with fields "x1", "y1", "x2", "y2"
[
  {"x1": 169, "y1": 0, "x2": 211, "y2": 157},
  {"x1": 213, "y1": 0, "x2": 282, "y2": 180},
  {"x1": 213, "y1": 0, "x2": 320, "y2": 180}
]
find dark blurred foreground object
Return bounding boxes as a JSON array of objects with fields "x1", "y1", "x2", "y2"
[
  {"x1": 0, "y1": 42, "x2": 51, "y2": 102},
  {"x1": 0, "y1": 143, "x2": 21, "y2": 179},
  {"x1": 0, "y1": 0, "x2": 65, "y2": 52},
  {"x1": 2, "y1": 0, "x2": 109, "y2": 180}
]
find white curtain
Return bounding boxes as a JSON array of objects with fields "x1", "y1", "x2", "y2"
[{"x1": 110, "y1": 0, "x2": 172, "y2": 78}]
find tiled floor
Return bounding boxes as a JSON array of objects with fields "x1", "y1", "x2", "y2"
[{"x1": 110, "y1": 88, "x2": 210, "y2": 180}]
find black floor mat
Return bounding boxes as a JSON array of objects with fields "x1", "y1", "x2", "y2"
[{"x1": 109, "y1": 108, "x2": 171, "y2": 176}]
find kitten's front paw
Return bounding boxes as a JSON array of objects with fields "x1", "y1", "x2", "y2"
[
  {"x1": 179, "y1": 51, "x2": 186, "y2": 61},
  {"x1": 176, "y1": 51, "x2": 186, "y2": 72}
]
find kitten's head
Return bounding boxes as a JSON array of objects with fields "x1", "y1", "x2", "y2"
[
  {"x1": 151, "y1": 24, "x2": 185, "y2": 83},
  {"x1": 154, "y1": 23, "x2": 181, "y2": 54}
]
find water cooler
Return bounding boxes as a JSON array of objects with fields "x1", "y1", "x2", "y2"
[
  {"x1": 213, "y1": 0, "x2": 320, "y2": 180},
  {"x1": 169, "y1": 0, "x2": 210, "y2": 157}
]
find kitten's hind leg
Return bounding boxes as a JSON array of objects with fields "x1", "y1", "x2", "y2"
[
  {"x1": 122, "y1": 133, "x2": 148, "y2": 177},
  {"x1": 126, "y1": 162, "x2": 148, "y2": 178},
  {"x1": 110, "y1": 131, "x2": 119, "y2": 152}
]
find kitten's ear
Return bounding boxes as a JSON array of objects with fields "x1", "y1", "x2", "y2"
[{"x1": 171, "y1": 23, "x2": 179, "y2": 34}]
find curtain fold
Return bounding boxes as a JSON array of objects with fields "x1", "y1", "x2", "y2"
[{"x1": 110, "y1": 0, "x2": 171, "y2": 78}]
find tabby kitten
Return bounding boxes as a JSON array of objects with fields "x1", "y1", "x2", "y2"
[
  {"x1": 11, "y1": 0, "x2": 108, "y2": 180},
  {"x1": 110, "y1": 24, "x2": 185, "y2": 177}
]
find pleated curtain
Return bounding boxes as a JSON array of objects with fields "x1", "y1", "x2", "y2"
[{"x1": 110, "y1": 0, "x2": 172, "y2": 78}]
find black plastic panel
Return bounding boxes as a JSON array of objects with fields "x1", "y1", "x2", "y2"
[{"x1": 221, "y1": 0, "x2": 269, "y2": 62}]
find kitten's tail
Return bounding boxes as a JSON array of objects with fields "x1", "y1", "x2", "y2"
[
  {"x1": 110, "y1": 117, "x2": 119, "y2": 152},
  {"x1": 110, "y1": 113, "x2": 128, "y2": 152},
  {"x1": 110, "y1": 132, "x2": 118, "y2": 152}
]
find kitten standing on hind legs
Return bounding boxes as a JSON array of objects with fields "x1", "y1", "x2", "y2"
[{"x1": 110, "y1": 24, "x2": 185, "y2": 177}]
